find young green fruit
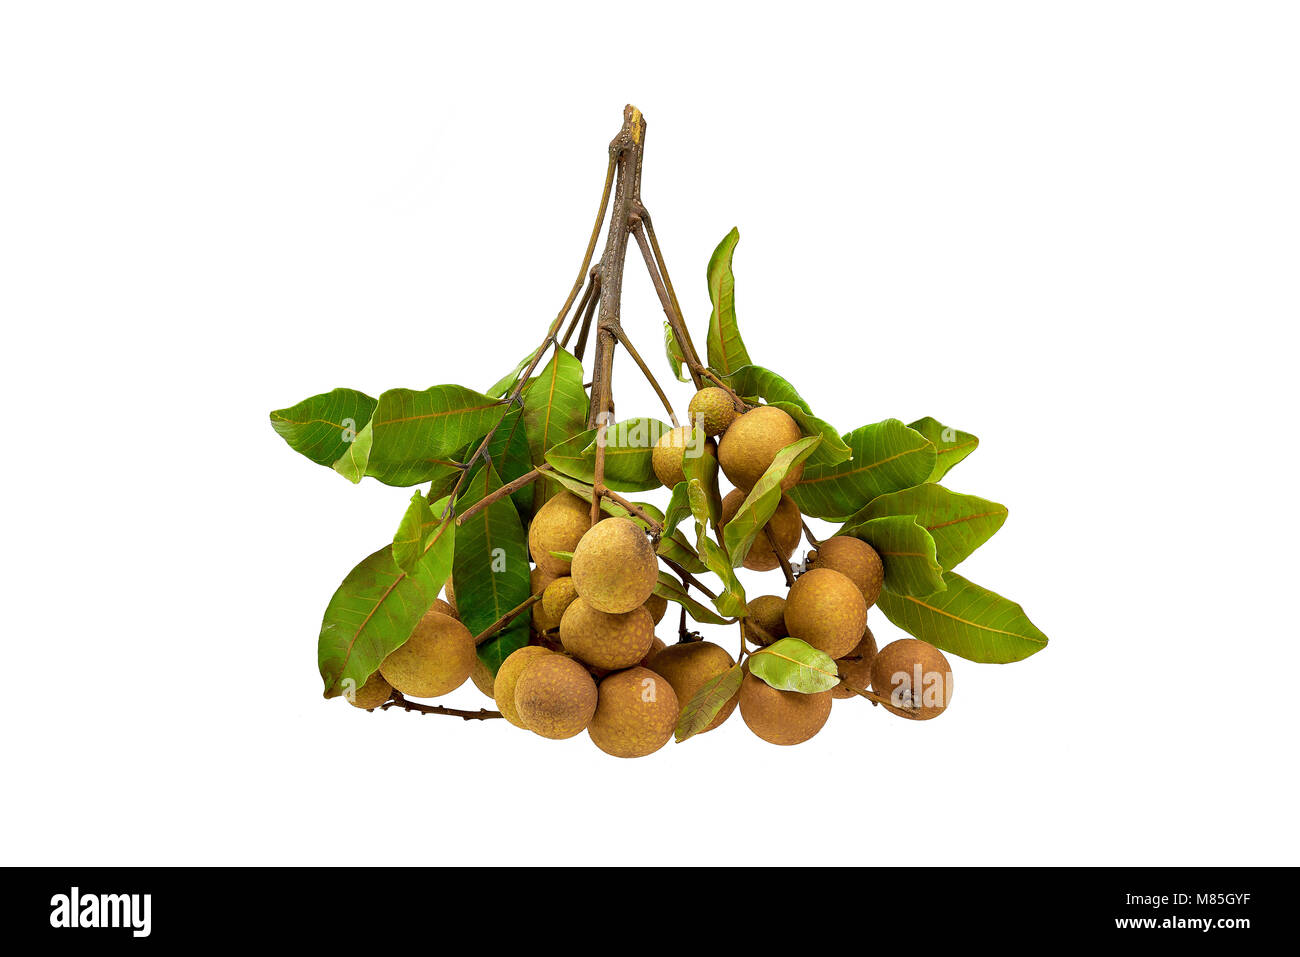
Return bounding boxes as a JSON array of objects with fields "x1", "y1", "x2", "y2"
[
  {"x1": 528, "y1": 492, "x2": 592, "y2": 576},
  {"x1": 515, "y1": 654, "x2": 599, "y2": 739},
  {"x1": 347, "y1": 671, "x2": 393, "y2": 709},
  {"x1": 869, "y1": 638, "x2": 953, "y2": 720},
  {"x1": 379, "y1": 610, "x2": 476, "y2": 698},
  {"x1": 559, "y1": 597, "x2": 655, "y2": 670},
  {"x1": 741, "y1": 594, "x2": 788, "y2": 647},
  {"x1": 717, "y1": 405, "x2": 803, "y2": 491},
  {"x1": 783, "y1": 567, "x2": 868, "y2": 659},
  {"x1": 807, "y1": 535, "x2": 884, "y2": 607},
  {"x1": 651, "y1": 425, "x2": 715, "y2": 489},
  {"x1": 687, "y1": 387, "x2": 739, "y2": 437},
  {"x1": 571, "y1": 517, "x2": 658, "y2": 613},
  {"x1": 831, "y1": 625, "x2": 877, "y2": 700},
  {"x1": 647, "y1": 640, "x2": 737, "y2": 733},
  {"x1": 738, "y1": 671, "x2": 831, "y2": 746},
  {"x1": 588, "y1": 667, "x2": 679, "y2": 758},
  {"x1": 719, "y1": 488, "x2": 801, "y2": 572},
  {"x1": 493, "y1": 646, "x2": 552, "y2": 728}
]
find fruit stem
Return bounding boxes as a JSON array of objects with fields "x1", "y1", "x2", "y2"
[
  {"x1": 592, "y1": 484, "x2": 664, "y2": 538},
  {"x1": 378, "y1": 692, "x2": 504, "y2": 720},
  {"x1": 454, "y1": 465, "x2": 551, "y2": 526},
  {"x1": 472, "y1": 592, "x2": 545, "y2": 647},
  {"x1": 801, "y1": 520, "x2": 821, "y2": 549},
  {"x1": 765, "y1": 526, "x2": 796, "y2": 588}
]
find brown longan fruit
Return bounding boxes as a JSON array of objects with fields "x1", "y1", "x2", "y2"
[
  {"x1": 429, "y1": 598, "x2": 456, "y2": 619},
  {"x1": 493, "y1": 646, "x2": 552, "y2": 728},
  {"x1": 347, "y1": 671, "x2": 393, "y2": 709},
  {"x1": 515, "y1": 654, "x2": 598, "y2": 740},
  {"x1": 529, "y1": 565, "x2": 562, "y2": 631},
  {"x1": 644, "y1": 592, "x2": 668, "y2": 625},
  {"x1": 528, "y1": 492, "x2": 592, "y2": 576},
  {"x1": 719, "y1": 488, "x2": 801, "y2": 571},
  {"x1": 784, "y1": 567, "x2": 868, "y2": 659},
  {"x1": 807, "y1": 535, "x2": 884, "y2": 608},
  {"x1": 587, "y1": 667, "x2": 679, "y2": 758},
  {"x1": 560, "y1": 597, "x2": 654, "y2": 670},
  {"x1": 538, "y1": 576, "x2": 578, "y2": 633},
  {"x1": 742, "y1": 595, "x2": 788, "y2": 647},
  {"x1": 870, "y1": 638, "x2": 953, "y2": 720},
  {"x1": 379, "y1": 610, "x2": 476, "y2": 698},
  {"x1": 651, "y1": 425, "x2": 716, "y2": 489},
  {"x1": 647, "y1": 640, "x2": 737, "y2": 734},
  {"x1": 571, "y1": 517, "x2": 658, "y2": 614},
  {"x1": 469, "y1": 654, "x2": 495, "y2": 699},
  {"x1": 738, "y1": 672, "x2": 832, "y2": 746},
  {"x1": 831, "y1": 625, "x2": 877, "y2": 700},
  {"x1": 717, "y1": 406, "x2": 804, "y2": 491},
  {"x1": 688, "y1": 387, "x2": 739, "y2": 437}
]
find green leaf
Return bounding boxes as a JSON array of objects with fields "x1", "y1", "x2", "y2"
[
  {"x1": 908, "y1": 417, "x2": 979, "y2": 483},
  {"x1": 657, "y1": 531, "x2": 708, "y2": 575},
  {"x1": 722, "y1": 435, "x2": 822, "y2": 567},
  {"x1": 545, "y1": 418, "x2": 671, "y2": 493},
  {"x1": 350, "y1": 385, "x2": 507, "y2": 487},
  {"x1": 664, "y1": 322, "x2": 691, "y2": 383},
  {"x1": 452, "y1": 463, "x2": 531, "y2": 674},
  {"x1": 747, "y1": 638, "x2": 840, "y2": 694},
  {"x1": 790, "y1": 419, "x2": 936, "y2": 519},
  {"x1": 850, "y1": 484, "x2": 1007, "y2": 570},
  {"x1": 662, "y1": 482, "x2": 692, "y2": 539},
  {"x1": 690, "y1": 502, "x2": 746, "y2": 618},
  {"x1": 838, "y1": 516, "x2": 944, "y2": 597},
  {"x1": 545, "y1": 472, "x2": 665, "y2": 532},
  {"x1": 317, "y1": 543, "x2": 450, "y2": 699},
  {"x1": 876, "y1": 571, "x2": 1049, "y2": 664},
  {"x1": 392, "y1": 491, "x2": 457, "y2": 578},
  {"x1": 332, "y1": 418, "x2": 375, "y2": 483},
  {"x1": 486, "y1": 405, "x2": 536, "y2": 519},
  {"x1": 769, "y1": 401, "x2": 852, "y2": 467},
  {"x1": 681, "y1": 426, "x2": 721, "y2": 528},
  {"x1": 722, "y1": 365, "x2": 810, "y2": 412},
  {"x1": 270, "y1": 388, "x2": 377, "y2": 468},
  {"x1": 522, "y1": 348, "x2": 589, "y2": 466},
  {"x1": 706, "y1": 228, "x2": 751, "y2": 375},
  {"x1": 675, "y1": 662, "x2": 744, "y2": 743},
  {"x1": 487, "y1": 347, "x2": 542, "y2": 398},
  {"x1": 653, "y1": 573, "x2": 733, "y2": 626}
]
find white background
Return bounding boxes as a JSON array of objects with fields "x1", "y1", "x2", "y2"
[{"x1": 2, "y1": 2, "x2": 1296, "y2": 866}]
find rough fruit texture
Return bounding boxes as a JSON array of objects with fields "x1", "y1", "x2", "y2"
[
  {"x1": 717, "y1": 405, "x2": 803, "y2": 491},
  {"x1": 808, "y1": 536, "x2": 884, "y2": 608},
  {"x1": 870, "y1": 638, "x2": 953, "y2": 720},
  {"x1": 831, "y1": 625, "x2": 877, "y2": 700},
  {"x1": 571, "y1": 517, "x2": 658, "y2": 613},
  {"x1": 444, "y1": 581, "x2": 457, "y2": 616},
  {"x1": 515, "y1": 654, "x2": 598, "y2": 739},
  {"x1": 647, "y1": 641, "x2": 737, "y2": 733},
  {"x1": 784, "y1": 567, "x2": 868, "y2": 659},
  {"x1": 429, "y1": 598, "x2": 456, "y2": 619},
  {"x1": 560, "y1": 598, "x2": 654, "y2": 670},
  {"x1": 641, "y1": 635, "x2": 667, "y2": 664},
  {"x1": 651, "y1": 425, "x2": 714, "y2": 489},
  {"x1": 738, "y1": 672, "x2": 831, "y2": 746},
  {"x1": 688, "y1": 387, "x2": 738, "y2": 437},
  {"x1": 347, "y1": 671, "x2": 392, "y2": 709},
  {"x1": 644, "y1": 592, "x2": 668, "y2": 625},
  {"x1": 529, "y1": 565, "x2": 561, "y2": 631},
  {"x1": 493, "y1": 646, "x2": 551, "y2": 728},
  {"x1": 742, "y1": 595, "x2": 788, "y2": 646},
  {"x1": 469, "y1": 654, "x2": 495, "y2": 699},
  {"x1": 588, "y1": 667, "x2": 679, "y2": 758},
  {"x1": 379, "y1": 610, "x2": 476, "y2": 698},
  {"x1": 539, "y1": 576, "x2": 578, "y2": 632},
  {"x1": 719, "y1": 488, "x2": 801, "y2": 571},
  {"x1": 528, "y1": 492, "x2": 592, "y2": 576}
]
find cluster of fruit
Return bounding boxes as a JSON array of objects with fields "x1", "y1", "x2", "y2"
[{"x1": 344, "y1": 387, "x2": 954, "y2": 757}]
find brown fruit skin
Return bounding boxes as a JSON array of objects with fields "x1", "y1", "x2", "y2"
[
  {"x1": 647, "y1": 641, "x2": 737, "y2": 734},
  {"x1": 493, "y1": 646, "x2": 552, "y2": 728},
  {"x1": 784, "y1": 567, "x2": 868, "y2": 659},
  {"x1": 738, "y1": 672, "x2": 832, "y2": 746},
  {"x1": 651, "y1": 425, "x2": 716, "y2": 489},
  {"x1": 688, "y1": 387, "x2": 739, "y2": 437},
  {"x1": 469, "y1": 654, "x2": 495, "y2": 699},
  {"x1": 717, "y1": 406, "x2": 804, "y2": 491},
  {"x1": 515, "y1": 654, "x2": 598, "y2": 739},
  {"x1": 807, "y1": 536, "x2": 884, "y2": 608},
  {"x1": 539, "y1": 576, "x2": 578, "y2": 632},
  {"x1": 869, "y1": 638, "x2": 953, "y2": 720},
  {"x1": 571, "y1": 517, "x2": 659, "y2": 613},
  {"x1": 640, "y1": 635, "x2": 667, "y2": 665},
  {"x1": 742, "y1": 595, "x2": 788, "y2": 647},
  {"x1": 831, "y1": 625, "x2": 878, "y2": 700},
  {"x1": 379, "y1": 611, "x2": 476, "y2": 698},
  {"x1": 588, "y1": 667, "x2": 679, "y2": 758},
  {"x1": 444, "y1": 581, "x2": 457, "y2": 616},
  {"x1": 530, "y1": 566, "x2": 562, "y2": 631},
  {"x1": 528, "y1": 492, "x2": 592, "y2": 576},
  {"x1": 560, "y1": 598, "x2": 655, "y2": 670},
  {"x1": 429, "y1": 598, "x2": 456, "y2": 619},
  {"x1": 719, "y1": 489, "x2": 801, "y2": 571},
  {"x1": 644, "y1": 592, "x2": 668, "y2": 625},
  {"x1": 347, "y1": 671, "x2": 393, "y2": 709}
]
